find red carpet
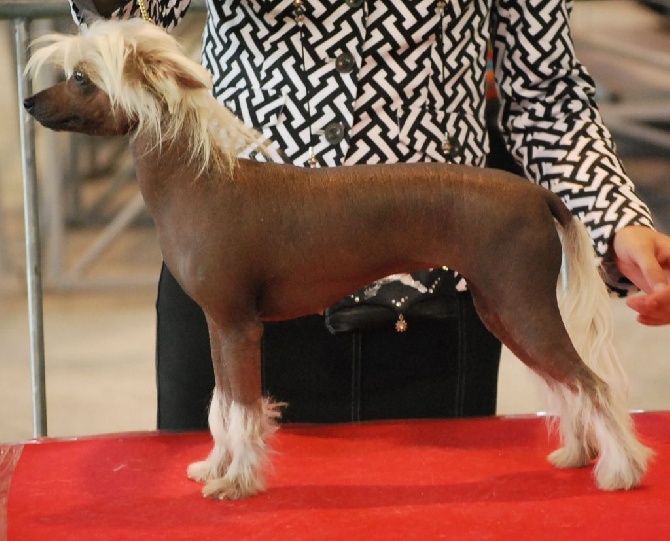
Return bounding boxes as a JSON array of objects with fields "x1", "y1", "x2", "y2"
[{"x1": 3, "y1": 413, "x2": 670, "y2": 540}]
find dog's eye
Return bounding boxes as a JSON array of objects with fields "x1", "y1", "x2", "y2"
[{"x1": 72, "y1": 70, "x2": 88, "y2": 84}]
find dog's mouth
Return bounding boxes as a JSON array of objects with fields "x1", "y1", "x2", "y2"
[
  {"x1": 35, "y1": 114, "x2": 138, "y2": 137},
  {"x1": 36, "y1": 116, "x2": 81, "y2": 132}
]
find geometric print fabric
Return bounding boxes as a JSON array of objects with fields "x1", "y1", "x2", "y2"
[{"x1": 70, "y1": 0, "x2": 654, "y2": 294}]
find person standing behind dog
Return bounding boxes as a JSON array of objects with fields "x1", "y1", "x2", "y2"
[{"x1": 69, "y1": 0, "x2": 670, "y2": 431}]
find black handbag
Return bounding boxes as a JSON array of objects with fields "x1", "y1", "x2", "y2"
[{"x1": 324, "y1": 267, "x2": 462, "y2": 334}]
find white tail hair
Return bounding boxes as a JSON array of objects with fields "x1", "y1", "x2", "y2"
[
  {"x1": 550, "y1": 218, "x2": 652, "y2": 489},
  {"x1": 557, "y1": 219, "x2": 628, "y2": 400}
]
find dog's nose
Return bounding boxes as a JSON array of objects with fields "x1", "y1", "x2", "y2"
[{"x1": 23, "y1": 96, "x2": 35, "y2": 112}]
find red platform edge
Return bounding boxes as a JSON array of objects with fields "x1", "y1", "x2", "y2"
[{"x1": 3, "y1": 413, "x2": 670, "y2": 541}]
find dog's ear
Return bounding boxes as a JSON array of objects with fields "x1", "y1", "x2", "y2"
[
  {"x1": 170, "y1": 61, "x2": 210, "y2": 91},
  {"x1": 128, "y1": 49, "x2": 212, "y2": 92},
  {"x1": 155, "y1": 55, "x2": 211, "y2": 91}
]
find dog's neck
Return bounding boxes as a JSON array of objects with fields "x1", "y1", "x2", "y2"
[{"x1": 129, "y1": 130, "x2": 220, "y2": 211}]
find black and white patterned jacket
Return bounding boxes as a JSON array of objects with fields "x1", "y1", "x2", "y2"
[{"x1": 71, "y1": 0, "x2": 654, "y2": 294}]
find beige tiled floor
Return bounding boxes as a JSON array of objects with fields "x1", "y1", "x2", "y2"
[{"x1": 1, "y1": 2, "x2": 669, "y2": 443}]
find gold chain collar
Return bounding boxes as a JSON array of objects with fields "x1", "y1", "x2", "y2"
[{"x1": 137, "y1": 0, "x2": 151, "y2": 22}]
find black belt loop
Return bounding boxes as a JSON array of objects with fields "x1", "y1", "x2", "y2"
[
  {"x1": 455, "y1": 293, "x2": 468, "y2": 417},
  {"x1": 351, "y1": 331, "x2": 362, "y2": 422}
]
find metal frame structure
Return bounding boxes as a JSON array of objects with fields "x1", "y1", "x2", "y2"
[
  {"x1": 576, "y1": 30, "x2": 670, "y2": 151},
  {"x1": 0, "y1": 0, "x2": 67, "y2": 439},
  {"x1": 1, "y1": 0, "x2": 206, "y2": 439}
]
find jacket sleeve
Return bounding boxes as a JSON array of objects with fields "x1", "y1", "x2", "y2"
[
  {"x1": 69, "y1": 0, "x2": 191, "y2": 31},
  {"x1": 490, "y1": 0, "x2": 654, "y2": 294}
]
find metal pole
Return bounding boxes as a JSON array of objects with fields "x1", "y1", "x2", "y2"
[{"x1": 14, "y1": 17, "x2": 47, "y2": 438}]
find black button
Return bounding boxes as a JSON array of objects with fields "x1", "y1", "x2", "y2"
[
  {"x1": 335, "y1": 52, "x2": 355, "y2": 73},
  {"x1": 346, "y1": 0, "x2": 364, "y2": 7},
  {"x1": 324, "y1": 122, "x2": 345, "y2": 144}
]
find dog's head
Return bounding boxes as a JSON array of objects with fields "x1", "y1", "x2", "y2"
[
  {"x1": 24, "y1": 66, "x2": 134, "y2": 136},
  {"x1": 24, "y1": 18, "x2": 213, "y2": 138}
]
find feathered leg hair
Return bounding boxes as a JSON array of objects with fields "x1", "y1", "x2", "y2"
[{"x1": 187, "y1": 389, "x2": 282, "y2": 499}]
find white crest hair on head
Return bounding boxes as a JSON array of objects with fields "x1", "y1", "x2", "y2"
[{"x1": 26, "y1": 18, "x2": 265, "y2": 175}]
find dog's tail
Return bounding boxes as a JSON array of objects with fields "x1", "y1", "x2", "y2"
[
  {"x1": 548, "y1": 195, "x2": 629, "y2": 402},
  {"x1": 548, "y1": 197, "x2": 654, "y2": 489}
]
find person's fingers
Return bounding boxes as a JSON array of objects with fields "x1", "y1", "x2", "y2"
[{"x1": 626, "y1": 283, "x2": 670, "y2": 326}]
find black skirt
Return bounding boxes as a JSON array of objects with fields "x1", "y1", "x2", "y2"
[{"x1": 155, "y1": 264, "x2": 501, "y2": 430}]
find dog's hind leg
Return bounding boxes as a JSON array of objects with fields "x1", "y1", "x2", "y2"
[
  {"x1": 187, "y1": 316, "x2": 281, "y2": 500},
  {"x1": 543, "y1": 364, "x2": 650, "y2": 491},
  {"x1": 471, "y1": 275, "x2": 650, "y2": 491},
  {"x1": 471, "y1": 285, "x2": 597, "y2": 469}
]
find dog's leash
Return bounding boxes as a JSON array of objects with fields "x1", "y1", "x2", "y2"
[{"x1": 137, "y1": 0, "x2": 151, "y2": 23}]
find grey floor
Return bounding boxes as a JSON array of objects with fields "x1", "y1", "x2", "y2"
[{"x1": 1, "y1": 1, "x2": 669, "y2": 443}]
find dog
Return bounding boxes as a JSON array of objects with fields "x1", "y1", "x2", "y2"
[{"x1": 24, "y1": 18, "x2": 651, "y2": 500}]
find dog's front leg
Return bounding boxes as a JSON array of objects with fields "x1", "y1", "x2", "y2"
[
  {"x1": 186, "y1": 316, "x2": 232, "y2": 484},
  {"x1": 187, "y1": 316, "x2": 281, "y2": 500}
]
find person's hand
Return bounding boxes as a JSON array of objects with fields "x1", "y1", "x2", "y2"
[{"x1": 613, "y1": 225, "x2": 670, "y2": 325}]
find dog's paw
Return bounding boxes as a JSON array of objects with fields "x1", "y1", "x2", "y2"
[
  {"x1": 548, "y1": 445, "x2": 595, "y2": 469},
  {"x1": 187, "y1": 460, "x2": 215, "y2": 482},
  {"x1": 202, "y1": 477, "x2": 262, "y2": 500},
  {"x1": 595, "y1": 462, "x2": 645, "y2": 491},
  {"x1": 187, "y1": 447, "x2": 232, "y2": 482},
  {"x1": 594, "y1": 441, "x2": 653, "y2": 491}
]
